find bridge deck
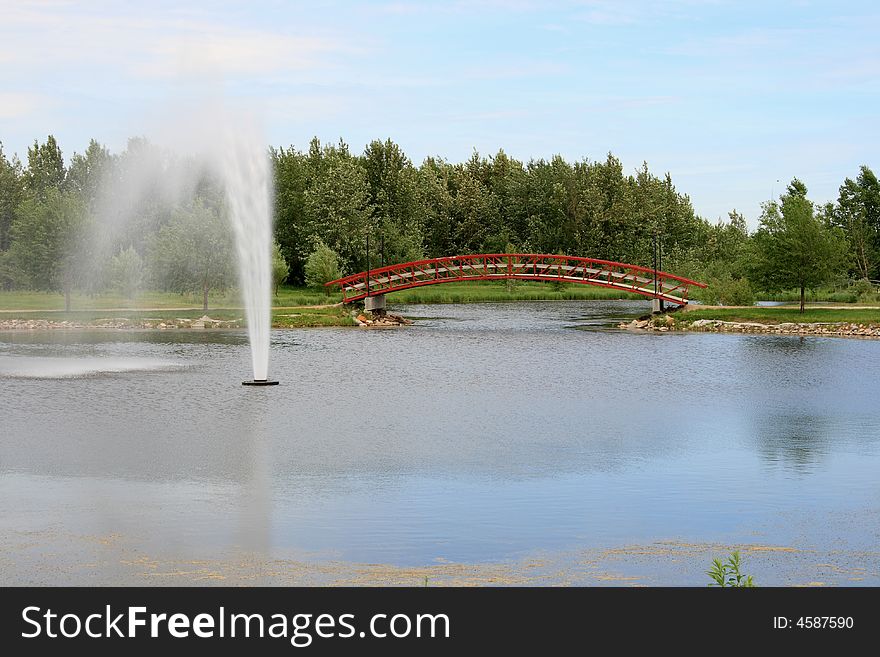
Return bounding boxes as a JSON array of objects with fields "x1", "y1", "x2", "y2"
[{"x1": 327, "y1": 253, "x2": 707, "y2": 305}]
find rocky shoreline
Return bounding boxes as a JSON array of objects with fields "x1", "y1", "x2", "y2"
[
  {"x1": 353, "y1": 312, "x2": 413, "y2": 328},
  {"x1": 0, "y1": 315, "x2": 241, "y2": 331},
  {"x1": 621, "y1": 316, "x2": 880, "y2": 338}
]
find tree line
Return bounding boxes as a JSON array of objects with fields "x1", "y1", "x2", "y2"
[{"x1": 1, "y1": 135, "x2": 878, "y2": 311}]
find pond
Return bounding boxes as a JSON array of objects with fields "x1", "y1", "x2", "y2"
[{"x1": 1, "y1": 300, "x2": 879, "y2": 585}]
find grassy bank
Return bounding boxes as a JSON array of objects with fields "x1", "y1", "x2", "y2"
[
  {"x1": 0, "y1": 305, "x2": 355, "y2": 328},
  {"x1": 272, "y1": 306, "x2": 355, "y2": 327},
  {"x1": 758, "y1": 287, "x2": 880, "y2": 305},
  {"x1": 0, "y1": 287, "x2": 343, "y2": 311},
  {"x1": 679, "y1": 306, "x2": 880, "y2": 325},
  {"x1": 0, "y1": 281, "x2": 640, "y2": 314}
]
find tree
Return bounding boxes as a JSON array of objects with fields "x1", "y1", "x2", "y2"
[
  {"x1": 66, "y1": 139, "x2": 115, "y2": 205},
  {"x1": 149, "y1": 199, "x2": 234, "y2": 311},
  {"x1": 418, "y1": 157, "x2": 456, "y2": 257},
  {"x1": 452, "y1": 165, "x2": 499, "y2": 253},
  {"x1": 9, "y1": 188, "x2": 90, "y2": 311},
  {"x1": 362, "y1": 139, "x2": 425, "y2": 265},
  {"x1": 834, "y1": 165, "x2": 880, "y2": 280},
  {"x1": 0, "y1": 142, "x2": 24, "y2": 253},
  {"x1": 271, "y1": 240, "x2": 289, "y2": 296},
  {"x1": 750, "y1": 179, "x2": 847, "y2": 312},
  {"x1": 304, "y1": 239, "x2": 342, "y2": 292},
  {"x1": 272, "y1": 144, "x2": 314, "y2": 284},
  {"x1": 108, "y1": 245, "x2": 145, "y2": 299},
  {"x1": 24, "y1": 135, "x2": 66, "y2": 199},
  {"x1": 304, "y1": 148, "x2": 374, "y2": 273}
]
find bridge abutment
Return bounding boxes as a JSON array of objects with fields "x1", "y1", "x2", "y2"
[{"x1": 364, "y1": 294, "x2": 387, "y2": 315}]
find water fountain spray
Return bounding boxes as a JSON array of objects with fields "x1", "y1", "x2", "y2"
[{"x1": 216, "y1": 125, "x2": 278, "y2": 386}]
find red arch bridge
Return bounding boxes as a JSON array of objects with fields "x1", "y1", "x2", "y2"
[{"x1": 326, "y1": 253, "x2": 707, "y2": 309}]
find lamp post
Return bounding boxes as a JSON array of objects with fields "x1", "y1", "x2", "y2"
[
  {"x1": 652, "y1": 231, "x2": 658, "y2": 299},
  {"x1": 651, "y1": 227, "x2": 665, "y2": 313},
  {"x1": 365, "y1": 231, "x2": 370, "y2": 298},
  {"x1": 658, "y1": 229, "x2": 664, "y2": 312}
]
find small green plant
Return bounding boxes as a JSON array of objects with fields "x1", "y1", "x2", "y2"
[{"x1": 707, "y1": 551, "x2": 755, "y2": 587}]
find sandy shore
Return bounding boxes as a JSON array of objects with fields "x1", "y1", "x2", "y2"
[{"x1": 2, "y1": 529, "x2": 876, "y2": 587}]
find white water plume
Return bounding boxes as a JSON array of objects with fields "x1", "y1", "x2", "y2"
[
  {"x1": 86, "y1": 102, "x2": 275, "y2": 382},
  {"x1": 217, "y1": 126, "x2": 272, "y2": 381}
]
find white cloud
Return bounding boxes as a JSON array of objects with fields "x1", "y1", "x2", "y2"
[
  {"x1": 0, "y1": 3, "x2": 360, "y2": 80},
  {"x1": 0, "y1": 92, "x2": 46, "y2": 119},
  {"x1": 136, "y1": 30, "x2": 351, "y2": 78}
]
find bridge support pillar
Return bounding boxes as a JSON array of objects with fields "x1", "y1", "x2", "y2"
[
  {"x1": 364, "y1": 294, "x2": 387, "y2": 315},
  {"x1": 652, "y1": 298, "x2": 662, "y2": 313}
]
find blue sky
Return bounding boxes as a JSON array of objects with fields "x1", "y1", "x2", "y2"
[{"x1": 1, "y1": 0, "x2": 877, "y2": 225}]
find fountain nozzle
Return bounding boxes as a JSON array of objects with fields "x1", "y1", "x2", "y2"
[{"x1": 242, "y1": 379, "x2": 279, "y2": 386}]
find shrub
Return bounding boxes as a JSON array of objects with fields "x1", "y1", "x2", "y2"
[
  {"x1": 708, "y1": 551, "x2": 755, "y2": 587},
  {"x1": 304, "y1": 239, "x2": 342, "y2": 293},
  {"x1": 108, "y1": 246, "x2": 145, "y2": 299},
  {"x1": 698, "y1": 274, "x2": 755, "y2": 306},
  {"x1": 271, "y1": 240, "x2": 289, "y2": 296}
]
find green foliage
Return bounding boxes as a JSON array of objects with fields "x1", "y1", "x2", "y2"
[
  {"x1": 0, "y1": 143, "x2": 24, "y2": 252},
  {"x1": 699, "y1": 273, "x2": 755, "y2": 306},
  {"x1": 0, "y1": 250, "x2": 14, "y2": 290},
  {"x1": 24, "y1": 135, "x2": 65, "y2": 199},
  {"x1": 850, "y1": 278, "x2": 879, "y2": 303},
  {"x1": 304, "y1": 239, "x2": 342, "y2": 292},
  {"x1": 273, "y1": 141, "x2": 710, "y2": 280},
  {"x1": 108, "y1": 245, "x2": 145, "y2": 299},
  {"x1": 303, "y1": 142, "x2": 374, "y2": 274},
  {"x1": 2, "y1": 133, "x2": 877, "y2": 311},
  {"x1": 271, "y1": 305, "x2": 354, "y2": 327},
  {"x1": 148, "y1": 198, "x2": 234, "y2": 310},
  {"x1": 833, "y1": 165, "x2": 880, "y2": 280},
  {"x1": 707, "y1": 551, "x2": 755, "y2": 587},
  {"x1": 271, "y1": 240, "x2": 289, "y2": 296},
  {"x1": 8, "y1": 187, "x2": 90, "y2": 309},
  {"x1": 362, "y1": 138, "x2": 425, "y2": 266},
  {"x1": 750, "y1": 179, "x2": 848, "y2": 312},
  {"x1": 66, "y1": 139, "x2": 115, "y2": 205}
]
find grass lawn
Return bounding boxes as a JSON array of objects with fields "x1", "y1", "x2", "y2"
[
  {"x1": 0, "y1": 281, "x2": 641, "y2": 313},
  {"x1": 272, "y1": 306, "x2": 355, "y2": 327},
  {"x1": 0, "y1": 287, "x2": 343, "y2": 312},
  {"x1": 678, "y1": 306, "x2": 880, "y2": 325},
  {"x1": 5, "y1": 286, "x2": 880, "y2": 329},
  {"x1": 0, "y1": 304, "x2": 354, "y2": 328},
  {"x1": 379, "y1": 281, "x2": 644, "y2": 304}
]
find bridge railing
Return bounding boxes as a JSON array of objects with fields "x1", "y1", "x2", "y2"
[{"x1": 326, "y1": 253, "x2": 707, "y2": 305}]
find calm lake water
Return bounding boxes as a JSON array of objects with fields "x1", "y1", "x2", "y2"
[{"x1": 1, "y1": 300, "x2": 879, "y2": 583}]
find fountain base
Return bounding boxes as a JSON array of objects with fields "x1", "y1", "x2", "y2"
[{"x1": 242, "y1": 379, "x2": 279, "y2": 386}]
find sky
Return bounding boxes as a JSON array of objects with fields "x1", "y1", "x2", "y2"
[{"x1": 0, "y1": 0, "x2": 877, "y2": 226}]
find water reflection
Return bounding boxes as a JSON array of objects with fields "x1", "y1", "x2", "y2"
[
  {"x1": 1, "y1": 300, "x2": 879, "y2": 566},
  {"x1": 234, "y1": 398, "x2": 272, "y2": 554},
  {"x1": 752, "y1": 415, "x2": 831, "y2": 473}
]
